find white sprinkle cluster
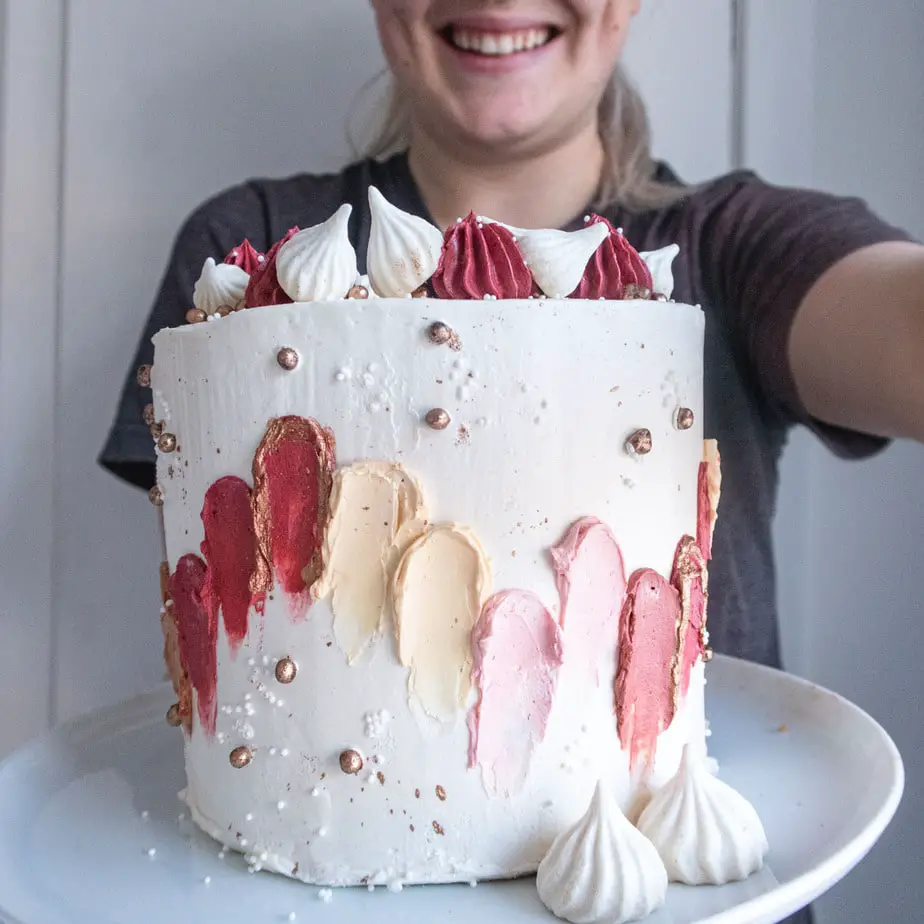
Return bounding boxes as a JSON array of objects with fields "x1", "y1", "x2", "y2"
[
  {"x1": 234, "y1": 721, "x2": 256, "y2": 741},
  {"x1": 387, "y1": 881, "x2": 404, "y2": 894},
  {"x1": 318, "y1": 889, "x2": 333, "y2": 904},
  {"x1": 147, "y1": 848, "x2": 157, "y2": 858},
  {"x1": 363, "y1": 709, "x2": 391, "y2": 739}
]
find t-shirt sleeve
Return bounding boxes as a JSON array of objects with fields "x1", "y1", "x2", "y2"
[
  {"x1": 98, "y1": 187, "x2": 268, "y2": 490},
  {"x1": 696, "y1": 171, "x2": 916, "y2": 458}
]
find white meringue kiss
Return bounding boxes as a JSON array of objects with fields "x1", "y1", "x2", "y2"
[
  {"x1": 276, "y1": 204, "x2": 358, "y2": 302},
  {"x1": 640, "y1": 244, "x2": 680, "y2": 299},
  {"x1": 637, "y1": 746, "x2": 769, "y2": 886},
  {"x1": 512, "y1": 223, "x2": 609, "y2": 298},
  {"x1": 192, "y1": 259, "x2": 249, "y2": 315},
  {"x1": 537, "y1": 781, "x2": 668, "y2": 924},
  {"x1": 367, "y1": 186, "x2": 443, "y2": 297}
]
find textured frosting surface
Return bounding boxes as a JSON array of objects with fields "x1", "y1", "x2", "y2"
[
  {"x1": 637, "y1": 746, "x2": 769, "y2": 885},
  {"x1": 537, "y1": 780, "x2": 668, "y2": 924},
  {"x1": 152, "y1": 297, "x2": 707, "y2": 886}
]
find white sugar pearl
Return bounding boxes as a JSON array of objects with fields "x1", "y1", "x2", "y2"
[
  {"x1": 281, "y1": 748, "x2": 290, "y2": 757},
  {"x1": 146, "y1": 848, "x2": 156, "y2": 858},
  {"x1": 203, "y1": 876, "x2": 211, "y2": 886},
  {"x1": 140, "y1": 811, "x2": 150, "y2": 821},
  {"x1": 277, "y1": 801, "x2": 286, "y2": 811},
  {"x1": 245, "y1": 813, "x2": 254, "y2": 822}
]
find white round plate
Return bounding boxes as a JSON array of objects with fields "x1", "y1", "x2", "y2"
[{"x1": 0, "y1": 655, "x2": 903, "y2": 924}]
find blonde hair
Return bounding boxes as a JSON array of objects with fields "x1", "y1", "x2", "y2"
[{"x1": 349, "y1": 65, "x2": 687, "y2": 214}]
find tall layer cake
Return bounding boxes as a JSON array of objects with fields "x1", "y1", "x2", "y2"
[{"x1": 144, "y1": 192, "x2": 738, "y2": 893}]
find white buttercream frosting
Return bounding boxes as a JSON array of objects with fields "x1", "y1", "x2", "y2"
[
  {"x1": 640, "y1": 244, "x2": 680, "y2": 299},
  {"x1": 512, "y1": 223, "x2": 609, "y2": 297},
  {"x1": 192, "y1": 258, "x2": 249, "y2": 315},
  {"x1": 637, "y1": 745, "x2": 768, "y2": 885},
  {"x1": 537, "y1": 780, "x2": 668, "y2": 924},
  {"x1": 276, "y1": 204, "x2": 358, "y2": 301},
  {"x1": 367, "y1": 186, "x2": 444, "y2": 297}
]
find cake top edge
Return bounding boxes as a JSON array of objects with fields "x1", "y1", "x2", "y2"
[
  {"x1": 184, "y1": 188, "x2": 686, "y2": 326},
  {"x1": 158, "y1": 295, "x2": 705, "y2": 340}
]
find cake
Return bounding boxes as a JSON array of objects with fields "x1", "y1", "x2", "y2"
[{"x1": 141, "y1": 188, "x2": 764, "y2": 910}]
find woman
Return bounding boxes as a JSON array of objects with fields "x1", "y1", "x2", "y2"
[{"x1": 100, "y1": 3, "x2": 922, "y2": 918}]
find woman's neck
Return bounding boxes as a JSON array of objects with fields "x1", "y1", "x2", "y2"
[{"x1": 407, "y1": 121, "x2": 605, "y2": 230}]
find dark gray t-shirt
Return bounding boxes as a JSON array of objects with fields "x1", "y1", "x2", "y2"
[{"x1": 100, "y1": 152, "x2": 912, "y2": 669}]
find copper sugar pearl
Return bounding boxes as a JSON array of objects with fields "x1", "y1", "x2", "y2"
[
  {"x1": 339, "y1": 749, "x2": 364, "y2": 775},
  {"x1": 425, "y1": 408, "x2": 451, "y2": 431},
  {"x1": 149, "y1": 485, "x2": 164, "y2": 507},
  {"x1": 347, "y1": 284, "x2": 370, "y2": 300},
  {"x1": 427, "y1": 321, "x2": 453, "y2": 345},
  {"x1": 626, "y1": 428, "x2": 653, "y2": 456},
  {"x1": 142, "y1": 404, "x2": 156, "y2": 426},
  {"x1": 157, "y1": 432, "x2": 177, "y2": 454},
  {"x1": 230, "y1": 746, "x2": 253, "y2": 769},
  {"x1": 186, "y1": 308, "x2": 207, "y2": 325},
  {"x1": 675, "y1": 407, "x2": 695, "y2": 431},
  {"x1": 136, "y1": 364, "x2": 153, "y2": 388},
  {"x1": 623, "y1": 284, "x2": 652, "y2": 301},
  {"x1": 275, "y1": 657, "x2": 298, "y2": 684},
  {"x1": 166, "y1": 703, "x2": 183, "y2": 727},
  {"x1": 276, "y1": 347, "x2": 300, "y2": 371}
]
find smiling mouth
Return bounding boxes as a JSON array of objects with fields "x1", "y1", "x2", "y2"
[{"x1": 438, "y1": 23, "x2": 561, "y2": 57}]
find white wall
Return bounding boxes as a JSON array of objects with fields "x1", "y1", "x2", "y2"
[{"x1": 1, "y1": 1, "x2": 921, "y2": 921}]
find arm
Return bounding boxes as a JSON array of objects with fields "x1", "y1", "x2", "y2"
[{"x1": 789, "y1": 241, "x2": 924, "y2": 442}]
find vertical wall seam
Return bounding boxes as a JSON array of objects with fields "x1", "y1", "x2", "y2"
[
  {"x1": 730, "y1": 0, "x2": 748, "y2": 169},
  {"x1": 48, "y1": 0, "x2": 69, "y2": 729}
]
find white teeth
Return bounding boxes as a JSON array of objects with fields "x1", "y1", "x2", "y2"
[{"x1": 450, "y1": 26, "x2": 552, "y2": 56}]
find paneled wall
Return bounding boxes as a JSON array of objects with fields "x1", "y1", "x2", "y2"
[{"x1": 1, "y1": 2, "x2": 921, "y2": 922}]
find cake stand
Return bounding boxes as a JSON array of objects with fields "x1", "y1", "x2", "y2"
[{"x1": 0, "y1": 655, "x2": 903, "y2": 924}]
